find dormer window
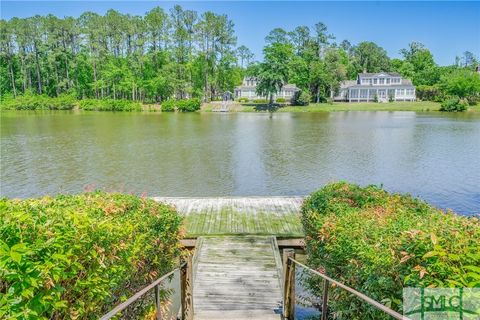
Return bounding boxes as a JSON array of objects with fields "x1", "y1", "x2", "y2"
[{"x1": 379, "y1": 78, "x2": 385, "y2": 85}]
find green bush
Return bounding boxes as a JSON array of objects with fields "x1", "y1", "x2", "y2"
[
  {"x1": 0, "y1": 94, "x2": 76, "y2": 111},
  {"x1": 160, "y1": 99, "x2": 201, "y2": 112},
  {"x1": 161, "y1": 99, "x2": 176, "y2": 112},
  {"x1": 302, "y1": 182, "x2": 480, "y2": 319},
  {"x1": 293, "y1": 90, "x2": 311, "y2": 106},
  {"x1": 439, "y1": 97, "x2": 467, "y2": 112},
  {"x1": 275, "y1": 97, "x2": 286, "y2": 103},
  {"x1": 416, "y1": 85, "x2": 443, "y2": 101},
  {"x1": 79, "y1": 99, "x2": 142, "y2": 111},
  {"x1": 0, "y1": 192, "x2": 182, "y2": 319},
  {"x1": 253, "y1": 99, "x2": 268, "y2": 104},
  {"x1": 237, "y1": 97, "x2": 249, "y2": 103},
  {"x1": 177, "y1": 98, "x2": 201, "y2": 112}
]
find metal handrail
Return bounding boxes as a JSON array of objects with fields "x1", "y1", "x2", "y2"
[
  {"x1": 290, "y1": 258, "x2": 411, "y2": 320},
  {"x1": 100, "y1": 263, "x2": 185, "y2": 320}
]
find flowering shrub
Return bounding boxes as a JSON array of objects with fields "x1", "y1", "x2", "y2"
[
  {"x1": 302, "y1": 182, "x2": 480, "y2": 319},
  {"x1": 0, "y1": 192, "x2": 182, "y2": 319}
]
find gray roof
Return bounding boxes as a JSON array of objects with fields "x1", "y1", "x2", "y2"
[
  {"x1": 340, "y1": 80, "x2": 357, "y2": 89},
  {"x1": 358, "y1": 72, "x2": 401, "y2": 77},
  {"x1": 339, "y1": 78, "x2": 414, "y2": 89},
  {"x1": 235, "y1": 83, "x2": 299, "y2": 90}
]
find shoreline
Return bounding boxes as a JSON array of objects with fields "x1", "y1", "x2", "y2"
[{"x1": 2, "y1": 100, "x2": 480, "y2": 113}]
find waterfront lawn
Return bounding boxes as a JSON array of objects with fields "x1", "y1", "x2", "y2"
[
  {"x1": 278, "y1": 101, "x2": 442, "y2": 112},
  {"x1": 205, "y1": 101, "x2": 446, "y2": 112}
]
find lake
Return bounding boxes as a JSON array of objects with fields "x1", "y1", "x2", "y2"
[{"x1": 1, "y1": 110, "x2": 479, "y2": 215}]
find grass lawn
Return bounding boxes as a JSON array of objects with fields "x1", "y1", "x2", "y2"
[
  {"x1": 203, "y1": 101, "x2": 480, "y2": 113},
  {"x1": 278, "y1": 101, "x2": 442, "y2": 112}
]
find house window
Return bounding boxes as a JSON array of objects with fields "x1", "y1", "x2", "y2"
[
  {"x1": 386, "y1": 78, "x2": 390, "y2": 84},
  {"x1": 379, "y1": 78, "x2": 385, "y2": 85},
  {"x1": 350, "y1": 89, "x2": 358, "y2": 98},
  {"x1": 373, "y1": 78, "x2": 378, "y2": 85},
  {"x1": 396, "y1": 89, "x2": 405, "y2": 96},
  {"x1": 369, "y1": 89, "x2": 377, "y2": 97},
  {"x1": 360, "y1": 89, "x2": 368, "y2": 98}
]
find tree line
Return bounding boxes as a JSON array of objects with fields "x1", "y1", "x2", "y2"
[
  {"x1": 1, "y1": 6, "x2": 479, "y2": 104},
  {"x1": 0, "y1": 6, "x2": 251, "y2": 102}
]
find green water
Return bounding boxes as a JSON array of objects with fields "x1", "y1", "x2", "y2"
[{"x1": 1, "y1": 110, "x2": 479, "y2": 214}]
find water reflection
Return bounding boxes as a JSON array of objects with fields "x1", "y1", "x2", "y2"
[{"x1": 1, "y1": 111, "x2": 479, "y2": 214}]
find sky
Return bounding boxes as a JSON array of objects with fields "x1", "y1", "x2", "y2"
[{"x1": 1, "y1": 1, "x2": 479, "y2": 65}]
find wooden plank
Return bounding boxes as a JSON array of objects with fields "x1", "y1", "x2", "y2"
[
  {"x1": 276, "y1": 238, "x2": 305, "y2": 248},
  {"x1": 193, "y1": 236, "x2": 283, "y2": 320},
  {"x1": 152, "y1": 197, "x2": 304, "y2": 237}
]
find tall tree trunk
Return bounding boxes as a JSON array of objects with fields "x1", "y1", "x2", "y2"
[
  {"x1": 92, "y1": 57, "x2": 98, "y2": 99},
  {"x1": 8, "y1": 59, "x2": 17, "y2": 97},
  {"x1": 20, "y1": 55, "x2": 27, "y2": 93},
  {"x1": 64, "y1": 56, "x2": 70, "y2": 89},
  {"x1": 34, "y1": 44, "x2": 42, "y2": 94}
]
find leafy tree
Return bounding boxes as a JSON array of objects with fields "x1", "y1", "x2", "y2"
[
  {"x1": 256, "y1": 42, "x2": 294, "y2": 112},
  {"x1": 440, "y1": 69, "x2": 480, "y2": 101},
  {"x1": 236, "y1": 45, "x2": 254, "y2": 68},
  {"x1": 460, "y1": 51, "x2": 478, "y2": 68},
  {"x1": 265, "y1": 28, "x2": 290, "y2": 45},
  {"x1": 352, "y1": 41, "x2": 391, "y2": 73},
  {"x1": 399, "y1": 42, "x2": 439, "y2": 86}
]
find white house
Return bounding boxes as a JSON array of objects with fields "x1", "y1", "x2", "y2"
[
  {"x1": 234, "y1": 77, "x2": 299, "y2": 101},
  {"x1": 334, "y1": 72, "x2": 416, "y2": 102}
]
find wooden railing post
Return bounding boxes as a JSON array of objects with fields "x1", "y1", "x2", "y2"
[
  {"x1": 180, "y1": 254, "x2": 194, "y2": 320},
  {"x1": 283, "y1": 249, "x2": 295, "y2": 320},
  {"x1": 321, "y1": 279, "x2": 329, "y2": 320},
  {"x1": 154, "y1": 284, "x2": 161, "y2": 320}
]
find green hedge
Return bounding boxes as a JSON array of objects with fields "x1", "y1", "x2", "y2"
[
  {"x1": 440, "y1": 97, "x2": 467, "y2": 112},
  {"x1": 0, "y1": 192, "x2": 182, "y2": 319},
  {"x1": 301, "y1": 182, "x2": 480, "y2": 319},
  {"x1": 161, "y1": 99, "x2": 176, "y2": 112},
  {"x1": 160, "y1": 98, "x2": 201, "y2": 112},
  {"x1": 79, "y1": 99, "x2": 142, "y2": 111},
  {"x1": 177, "y1": 98, "x2": 201, "y2": 112},
  {"x1": 0, "y1": 94, "x2": 76, "y2": 111}
]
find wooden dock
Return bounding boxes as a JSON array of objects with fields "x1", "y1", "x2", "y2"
[
  {"x1": 192, "y1": 236, "x2": 283, "y2": 320},
  {"x1": 152, "y1": 196, "x2": 304, "y2": 237}
]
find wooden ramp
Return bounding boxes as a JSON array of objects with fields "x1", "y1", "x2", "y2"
[{"x1": 193, "y1": 236, "x2": 283, "y2": 320}]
